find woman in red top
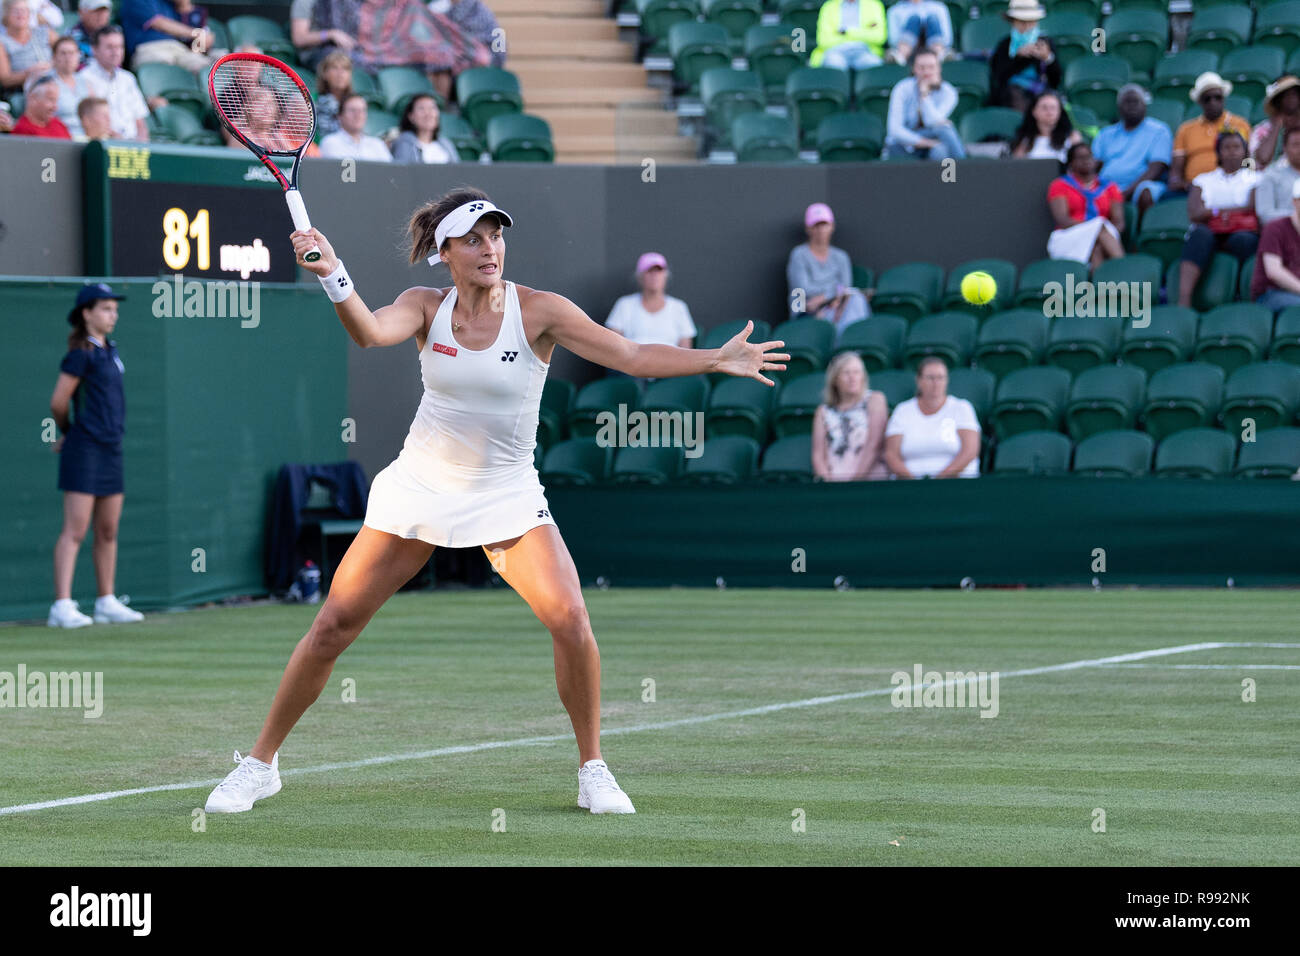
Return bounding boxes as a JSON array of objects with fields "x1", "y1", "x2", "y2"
[{"x1": 1046, "y1": 142, "x2": 1126, "y2": 269}]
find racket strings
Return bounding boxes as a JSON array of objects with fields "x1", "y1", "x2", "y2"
[{"x1": 212, "y1": 60, "x2": 315, "y2": 153}]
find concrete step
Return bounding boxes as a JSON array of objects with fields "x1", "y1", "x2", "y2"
[
  {"x1": 492, "y1": 0, "x2": 606, "y2": 16},
  {"x1": 510, "y1": 61, "x2": 648, "y2": 88},
  {"x1": 533, "y1": 107, "x2": 679, "y2": 138},
  {"x1": 561, "y1": 152, "x2": 702, "y2": 165},
  {"x1": 553, "y1": 132, "x2": 700, "y2": 156},
  {"x1": 496, "y1": 16, "x2": 619, "y2": 41},
  {"x1": 525, "y1": 86, "x2": 664, "y2": 108},
  {"x1": 507, "y1": 38, "x2": 632, "y2": 61}
]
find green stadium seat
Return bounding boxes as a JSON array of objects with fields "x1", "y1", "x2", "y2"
[
  {"x1": 992, "y1": 430, "x2": 1073, "y2": 476},
  {"x1": 1221, "y1": 361, "x2": 1300, "y2": 433},
  {"x1": 1066, "y1": 364, "x2": 1147, "y2": 440},
  {"x1": 541, "y1": 438, "x2": 613, "y2": 486},
  {"x1": 538, "y1": 378, "x2": 575, "y2": 450},
  {"x1": 1104, "y1": 9, "x2": 1170, "y2": 76},
  {"x1": 486, "y1": 113, "x2": 554, "y2": 162},
  {"x1": 958, "y1": 107, "x2": 1022, "y2": 145},
  {"x1": 1093, "y1": 253, "x2": 1164, "y2": 298},
  {"x1": 941, "y1": 258, "x2": 1017, "y2": 315},
  {"x1": 732, "y1": 111, "x2": 800, "y2": 161},
  {"x1": 960, "y1": 16, "x2": 1008, "y2": 57},
  {"x1": 363, "y1": 107, "x2": 399, "y2": 138},
  {"x1": 207, "y1": 18, "x2": 231, "y2": 53},
  {"x1": 136, "y1": 63, "x2": 206, "y2": 118},
  {"x1": 941, "y1": 59, "x2": 992, "y2": 121},
  {"x1": 295, "y1": 68, "x2": 316, "y2": 94},
  {"x1": 1218, "y1": 46, "x2": 1284, "y2": 106},
  {"x1": 1151, "y1": 50, "x2": 1220, "y2": 103},
  {"x1": 701, "y1": 318, "x2": 772, "y2": 351},
  {"x1": 1046, "y1": 315, "x2": 1123, "y2": 375},
  {"x1": 1135, "y1": 198, "x2": 1190, "y2": 270},
  {"x1": 225, "y1": 15, "x2": 295, "y2": 59},
  {"x1": 376, "y1": 66, "x2": 438, "y2": 117},
  {"x1": 758, "y1": 433, "x2": 813, "y2": 482},
  {"x1": 853, "y1": 263, "x2": 874, "y2": 292},
  {"x1": 533, "y1": 444, "x2": 543, "y2": 470},
  {"x1": 1193, "y1": 304, "x2": 1275, "y2": 376},
  {"x1": 1144, "y1": 98, "x2": 1185, "y2": 138},
  {"x1": 1233, "y1": 426, "x2": 1300, "y2": 477},
  {"x1": 642, "y1": 375, "x2": 711, "y2": 416},
  {"x1": 613, "y1": 445, "x2": 685, "y2": 484},
  {"x1": 701, "y1": 68, "x2": 765, "y2": 148},
  {"x1": 1142, "y1": 362, "x2": 1226, "y2": 440},
  {"x1": 1238, "y1": 255, "x2": 1256, "y2": 303},
  {"x1": 852, "y1": 63, "x2": 908, "y2": 124},
  {"x1": 1066, "y1": 103, "x2": 1102, "y2": 138},
  {"x1": 771, "y1": 317, "x2": 834, "y2": 377},
  {"x1": 439, "y1": 113, "x2": 486, "y2": 161},
  {"x1": 1164, "y1": 253, "x2": 1239, "y2": 313},
  {"x1": 703, "y1": 0, "x2": 763, "y2": 45},
  {"x1": 973, "y1": 310, "x2": 1049, "y2": 379},
  {"x1": 638, "y1": 0, "x2": 703, "y2": 54},
  {"x1": 706, "y1": 376, "x2": 777, "y2": 441},
  {"x1": 815, "y1": 111, "x2": 883, "y2": 162},
  {"x1": 455, "y1": 67, "x2": 523, "y2": 133},
  {"x1": 903, "y1": 312, "x2": 978, "y2": 370},
  {"x1": 1039, "y1": 12, "x2": 1097, "y2": 72},
  {"x1": 1120, "y1": 305, "x2": 1199, "y2": 375},
  {"x1": 948, "y1": 366, "x2": 997, "y2": 426},
  {"x1": 1064, "y1": 56, "x2": 1132, "y2": 123},
  {"x1": 569, "y1": 377, "x2": 640, "y2": 438},
  {"x1": 1270, "y1": 306, "x2": 1300, "y2": 365},
  {"x1": 1187, "y1": 7, "x2": 1254, "y2": 58},
  {"x1": 682, "y1": 435, "x2": 761, "y2": 484},
  {"x1": 772, "y1": 372, "x2": 826, "y2": 436},
  {"x1": 1253, "y1": 2, "x2": 1300, "y2": 58},
  {"x1": 873, "y1": 262, "x2": 945, "y2": 322},
  {"x1": 150, "y1": 104, "x2": 222, "y2": 145},
  {"x1": 832, "y1": 315, "x2": 908, "y2": 372},
  {"x1": 785, "y1": 67, "x2": 851, "y2": 147},
  {"x1": 1044, "y1": 0, "x2": 1104, "y2": 14},
  {"x1": 1015, "y1": 258, "x2": 1090, "y2": 308},
  {"x1": 991, "y1": 366, "x2": 1073, "y2": 439},
  {"x1": 776, "y1": 0, "x2": 822, "y2": 41},
  {"x1": 669, "y1": 21, "x2": 733, "y2": 92},
  {"x1": 1155, "y1": 427, "x2": 1237, "y2": 478},
  {"x1": 744, "y1": 23, "x2": 806, "y2": 100},
  {"x1": 870, "y1": 368, "x2": 917, "y2": 409},
  {"x1": 1072, "y1": 429, "x2": 1156, "y2": 477},
  {"x1": 350, "y1": 69, "x2": 385, "y2": 110}
]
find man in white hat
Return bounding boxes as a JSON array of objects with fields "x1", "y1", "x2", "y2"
[
  {"x1": 1251, "y1": 75, "x2": 1300, "y2": 169},
  {"x1": 989, "y1": 0, "x2": 1060, "y2": 111},
  {"x1": 1251, "y1": 176, "x2": 1300, "y2": 314},
  {"x1": 1169, "y1": 71, "x2": 1251, "y2": 194}
]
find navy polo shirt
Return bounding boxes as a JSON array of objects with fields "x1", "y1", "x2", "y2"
[{"x1": 59, "y1": 335, "x2": 126, "y2": 445}]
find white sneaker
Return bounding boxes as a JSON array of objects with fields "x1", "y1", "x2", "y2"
[
  {"x1": 47, "y1": 599, "x2": 93, "y2": 628},
  {"x1": 93, "y1": 594, "x2": 143, "y2": 624},
  {"x1": 204, "y1": 750, "x2": 282, "y2": 813},
  {"x1": 578, "y1": 759, "x2": 636, "y2": 814}
]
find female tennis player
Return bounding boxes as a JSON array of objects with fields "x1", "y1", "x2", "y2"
[{"x1": 206, "y1": 187, "x2": 788, "y2": 815}]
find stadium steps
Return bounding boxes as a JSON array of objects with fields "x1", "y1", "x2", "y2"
[{"x1": 495, "y1": 0, "x2": 698, "y2": 163}]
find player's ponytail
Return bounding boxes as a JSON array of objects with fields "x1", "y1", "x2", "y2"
[{"x1": 408, "y1": 186, "x2": 493, "y2": 265}]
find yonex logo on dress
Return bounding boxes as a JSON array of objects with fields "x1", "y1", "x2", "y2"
[
  {"x1": 537, "y1": 509, "x2": 549, "y2": 518},
  {"x1": 431, "y1": 342, "x2": 458, "y2": 357},
  {"x1": 501, "y1": 351, "x2": 518, "y2": 362}
]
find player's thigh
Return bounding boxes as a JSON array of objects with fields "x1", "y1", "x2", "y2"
[
  {"x1": 61, "y1": 492, "x2": 94, "y2": 537},
  {"x1": 318, "y1": 526, "x2": 434, "y2": 634},
  {"x1": 482, "y1": 525, "x2": 587, "y2": 633},
  {"x1": 91, "y1": 493, "x2": 124, "y2": 535}
]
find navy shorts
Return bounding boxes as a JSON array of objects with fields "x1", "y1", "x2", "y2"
[{"x1": 58, "y1": 429, "x2": 124, "y2": 496}]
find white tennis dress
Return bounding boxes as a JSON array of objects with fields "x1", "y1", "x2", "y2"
[{"x1": 363, "y1": 280, "x2": 557, "y2": 548}]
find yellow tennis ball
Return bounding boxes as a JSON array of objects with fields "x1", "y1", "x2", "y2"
[{"x1": 961, "y1": 271, "x2": 997, "y2": 306}]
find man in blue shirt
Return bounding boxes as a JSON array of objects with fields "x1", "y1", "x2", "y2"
[
  {"x1": 121, "y1": 0, "x2": 221, "y2": 73},
  {"x1": 64, "y1": 0, "x2": 112, "y2": 67},
  {"x1": 1090, "y1": 84, "x2": 1172, "y2": 214},
  {"x1": 884, "y1": 48, "x2": 965, "y2": 160}
]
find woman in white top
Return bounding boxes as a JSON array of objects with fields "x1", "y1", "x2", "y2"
[
  {"x1": 47, "y1": 35, "x2": 92, "y2": 136},
  {"x1": 203, "y1": 187, "x2": 788, "y2": 817},
  {"x1": 1178, "y1": 131, "x2": 1259, "y2": 308},
  {"x1": 1010, "y1": 90, "x2": 1082, "y2": 166},
  {"x1": 812, "y1": 352, "x2": 888, "y2": 481},
  {"x1": 603, "y1": 252, "x2": 697, "y2": 348},
  {"x1": 883, "y1": 356, "x2": 981, "y2": 478},
  {"x1": 391, "y1": 92, "x2": 459, "y2": 164}
]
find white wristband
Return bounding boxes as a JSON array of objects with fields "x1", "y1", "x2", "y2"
[{"x1": 319, "y1": 260, "x2": 354, "y2": 304}]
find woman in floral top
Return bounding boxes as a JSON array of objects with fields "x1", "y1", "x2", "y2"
[{"x1": 812, "y1": 352, "x2": 889, "y2": 481}]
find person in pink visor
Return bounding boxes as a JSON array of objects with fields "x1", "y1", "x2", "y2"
[
  {"x1": 786, "y1": 202, "x2": 870, "y2": 342},
  {"x1": 603, "y1": 252, "x2": 697, "y2": 381}
]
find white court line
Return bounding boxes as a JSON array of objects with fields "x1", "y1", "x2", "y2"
[
  {"x1": 1100, "y1": 663, "x2": 1300, "y2": 670},
  {"x1": 0, "y1": 640, "x2": 1294, "y2": 817}
]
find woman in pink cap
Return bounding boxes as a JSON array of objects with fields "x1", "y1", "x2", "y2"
[
  {"x1": 603, "y1": 252, "x2": 698, "y2": 359},
  {"x1": 786, "y1": 202, "x2": 869, "y2": 342}
]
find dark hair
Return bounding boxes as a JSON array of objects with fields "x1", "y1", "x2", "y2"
[
  {"x1": 909, "y1": 47, "x2": 939, "y2": 69},
  {"x1": 1065, "y1": 141, "x2": 1092, "y2": 166},
  {"x1": 339, "y1": 91, "x2": 367, "y2": 112},
  {"x1": 408, "y1": 187, "x2": 498, "y2": 264},
  {"x1": 915, "y1": 355, "x2": 948, "y2": 376},
  {"x1": 399, "y1": 93, "x2": 440, "y2": 137},
  {"x1": 92, "y1": 24, "x2": 123, "y2": 46},
  {"x1": 52, "y1": 35, "x2": 79, "y2": 57},
  {"x1": 67, "y1": 304, "x2": 93, "y2": 351},
  {"x1": 77, "y1": 95, "x2": 107, "y2": 121},
  {"x1": 1214, "y1": 130, "x2": 1247, "y2": 162},
  {"x1": 1011, "y1": 90, "x2": 1075, "y2": 152}
]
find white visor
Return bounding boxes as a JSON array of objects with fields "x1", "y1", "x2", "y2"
[{"x1": 427, "y1": 200, "x2": 514, "y2": 265}]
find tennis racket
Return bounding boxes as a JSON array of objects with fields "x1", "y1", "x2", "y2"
[{"x1": 208, "y1": 52, "x2": 321, "y2": 262}]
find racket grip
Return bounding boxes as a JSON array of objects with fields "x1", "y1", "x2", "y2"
[{"x1": 285, "y1": 189, "x2": 322, "y2": 263}]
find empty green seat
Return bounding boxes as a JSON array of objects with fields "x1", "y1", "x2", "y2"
[
  {"x1": 706, "y1": 376, "x2": 777, "y2": 441},
  {"x1": 991, "y1": 366, "x2": 1073, "y2": 438},
  {"x1": 832, "y1": 315, "x2": 907, "y2": 372},
  {"x1": 993, "y1": 430, "x2": 1073, "y2": 475},
  {"x1": 1093, "y1": 252, "x2": 1164, "y2": 293},
  {"x1": 1218, "y1": 45, "x2": 1284, "y2": 105},
  {"x1": 1064, "y1": 56, "x2": 1132, "y2": 123},
  {"x1": 1238, "y1": 254, "x2": 1256, "y2": 303},
  {"x1": 870, "y1": 368, "x2": 917, "y2": 409},
  {"x1": 363, "y1": 108, "x2": 399, "y2": 138},
  {"x1": 948, "y1": 366, "x2": 997, "y2": 426},
  {"x1": 377, "y1": 66, "x2": 437, "y2": 116},
  {"x1": 759, "y1": 433, "x2": 813, "y2": 482},
  {"x1": 1073, "y1": 429, "x2": 1156, "y2": 477},
  {"x1": 642, "y1": 375, "x2": 710, "y2": 415},
  {"x1": 226, "y1": 15, "x2": 294, "y2": 58},
  {"x1": 439, "y1": 113, "x2": 486, "y2": 161},
  {"x1": 771, "y1": 317, "x2": 834, "y2": 377},
  {"x1": 776, "y1": 0, "x2": 822, "y2": 40},
  {"x1": 455, "y1": 67, "x2": 523, "y2": 132},
  {"x1": 1145, "y1": 97, "x2": 1185, "y2": 137},
  {"x1": 151, "y1": 104, "x2": 222, "y2": 145},
  {"x1": 1270, "y1": 306, "x2": 1300, "y2": 365},
  {"x1": 569, "y1": 378, "x2": 640, "y2": 437},
  {"x1": 1066, "y1": 364, "x2": 1147, "y2": 440},
  {"x1": 1194, "y1": 304, "x2": 1275, "y2": 376},
  {"x1": 638, "y1": 0, "x2": 703, "y2": 52},
  {"x1": 701, "y1": 318, "x2": 772, "y2": 351},
  {"x1": 1188, "y1": 6, "x2": 1255, "y2": 59},
  {"x1": 973, "y1": 309, "x2": 1049, "y2": 379},
  {"x1": 136, "y1": 63, "x2": 206, "y2": 118},
  {"x1": 816, "y1": 111, "x2": 883, "y2": 162},
  {"x1": 670, "y1": 21, "x2": 732, "y2": 92},
  {"x1": 1155, "y1": 427, "x2": 1237, "y2": 478},
  {"x1": 873, "y1": 262, "x2": 945, "y2": 321},
  {"x1": 1136, "y1": 198, "x2": 1190, "y2": 269},
  {"x1": 486, "y1": 113, "x2": 554, "y2": 163},
  {"x1": 350, "y1": 69, "x2": 385, "y2": 110},
  {"x1": 958, "y1": 107, "x2": 1022, "y2": 145},
  {"x1": 538, "y1": 378, "x2": 575, "y2": 450},
  {"x1": 682, "y1": 435, "x2": 761, "y2": 484},
  {"x1": 903, "y1": 312, "x2": 979, "y2": 370},
  {"x1": 1233, "y1": 426, "x2": 1300, "y2": 477},
  {"x1": 772, "y1": 372, "x2": 826, "y2": 436},
  {"x1": 1015, "y1": 258, "x2": 1089, "y2": 308},
  {"x1": 613, "y1": 445, "x2": 684, "y2": 484},
  {"x1": 960, "y1": 15, "x2": 1008, "y2": 56},
  {"x1": 941, "y1": 258, "x2": 1017, "y2": 315},
  {"x1": 1254, "y1": 2, "x2": 1300, "y2": 58},
  {"x1": 941, "y1": 59, "x2": 992, "y2": 120},
  {"x1": 1142, "y1": 362, "x2": 1226, "y2": 440},
  {"x1": 1221, "y1": 361, "x2": 1300, "y2": 433},
  {"x1": 852, "y1": 63, "x2": 908, "y2": 123},
  {"x1": 785, "y1": 66, "x2": 851, "y2": 146},
  {"x1": 744, "y1": 23, "x2": 806, "y2": 99},
  {"x1": 1120, "y1": 305, "x2": 1198, "y2": 374},
  {"x1": 1046, "y1": 315, "x2": 1123, "y2": 374},
  {"x1": 541, "y1": 438, "x2": 613, "y2": 486},
  {"x1": 702, "y1": 0, "x2": 763, "y2": 43},
  {"x1": 1151, "y1": 51, "x2": 1220, "y2": 102},
  {"x1": 732, "y1": 111, "x2": 799, "y2": 161},
  {"x1": 1039, "y1": 12, "x2": 1096, "y2": 71},
  {"x1": 702, "y1": 68, "x2": 765, "y2": 147}
]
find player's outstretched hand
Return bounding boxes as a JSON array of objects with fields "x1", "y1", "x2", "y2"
[
  {"x1": 290, "y1": 228, "x2": 338, "y2": 277},
  {"x1": 714, "y1": 320, "x2": 789, "y2": 387}
]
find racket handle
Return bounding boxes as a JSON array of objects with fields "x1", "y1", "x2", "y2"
[{"x1": 285, "y1": 189, "x2": 322, "y2": 263}]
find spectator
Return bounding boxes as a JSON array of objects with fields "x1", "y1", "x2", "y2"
[
  {"x1": 289, "y1": 0, "x2": 356, "y2": 72},
  {"x1": 883, "y1": 48, "x2": 964, "y2": 160},
  {"x1": 82, "y1": 25, "x2": 149, "y2": 141},
  {"x1": 0, "y1": 0, "x2": 53, "y2": 93},
  {"x1": 810, "y1": 0, "x2": 887, "y2": 71},
  {"x1": 314, "y1": 49, "x2": 353, "y2": 138},
  {"x1": 1169, "y1": 72, "x2": 1251, "y2": 194},
  {"x1": 812, "y1": 352, "x2": 889, "y2": 482},
  {"x1": 34, "y1": 0, "x2": 61, "y2": 33},
  {"x1": 319, "y1": 92, "x2": 393, "y2": 161},
  {"x1": 1178, "y1": 131, "x2": 1258, "y2": 308},
  {"x1": 12, "y1": 72, "x2": 68, "y2": 135},
  {"x1": 1010, "y1": 89, "x2": 1082, "y2": 164},
  {"x1": 48, "y1": 35, "x2": 94, "y2": 137},
  {"x1": 441, "y1": 0, "x2": 505, "y2": 68},
  {"x1": 0, "y1": 101, "x2": 13, "y2": 130},
  {"x1": 1090, "y1": 84, "x2": 1171, "y2": 214},
  {"x1": 1257, "y1": 126, "x2": 1300, "y2": 225},
  {"x1": 392, "y1": 92, "x2": 458, "y2": 163},
  {"x1": 120, "y1": 0, "x2": 222, "y2": 73},
  {"x1": 604, "y1": 253, "x2": 696, "y2": 350},
  {"x1": 1252, "y1": 75, "x2": 1300, "y2": 170},
  {"x1": 988, "y1": 0, "x2": 1059, "y2": 112},
  {"x1": 886, "y1": 0, "x2": 952, "y2": 65},
  {"x1": 64, "y1": 0, "x2": 112, "y2": 68},
  {"x1": 1250, "y1": 177, "x2": 1300, "y2": 313},
  {"x1": 1047, "y1": 142, "x2": 1126, "y2": 268},
  {"x1": 786, "y1": 202, "x2": 870, "y2": 341},
  {"x1": 883, "y1": 356, "x2": 981, "y2": 478},
  {"x1": 76, "y1": 93, "x2": 110, "y2": 140}
]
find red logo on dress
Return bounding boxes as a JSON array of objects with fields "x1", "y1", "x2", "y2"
[{"x1": 432, "y1": 342, "x2": 458, "y2": 356}]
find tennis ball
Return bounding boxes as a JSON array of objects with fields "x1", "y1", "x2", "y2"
[{"x1": 961, "y1": 271, "x2": 997, "y2": 306}]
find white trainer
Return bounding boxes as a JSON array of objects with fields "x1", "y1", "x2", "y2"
[
  {"x1": 204, "y1": 751, "x2": 282, "y2": 813},
  {"x1": 47, "y1": 599, "x2": 93, "y2": 628},
  {"x1": 578, "y1": 759, "x2": 636, "y2": 814},
  {"x1": 93, "y1": 594, "x2": 143, "y2": 624}
]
